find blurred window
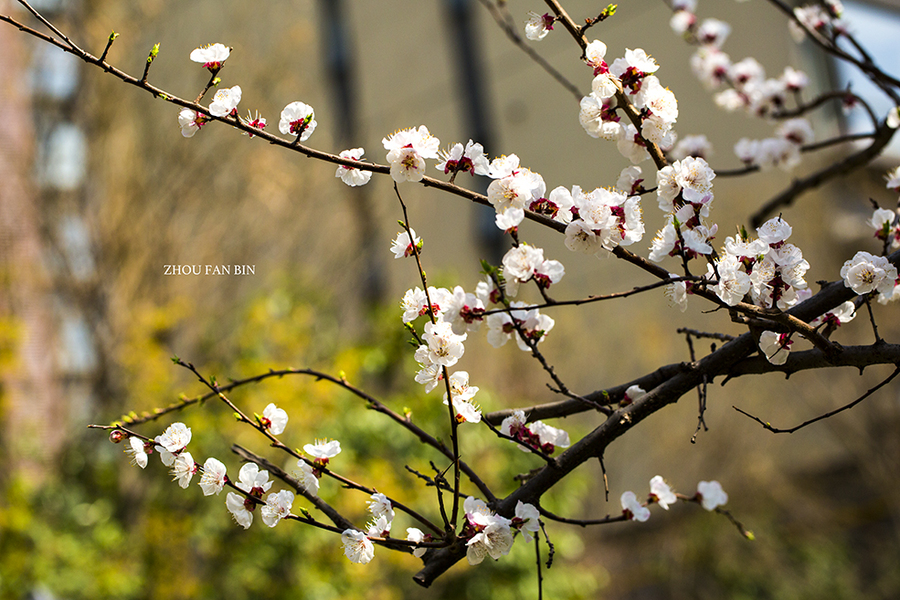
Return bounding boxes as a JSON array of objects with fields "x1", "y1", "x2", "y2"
[{"x1": 834, "y1": 1, "x2": 900, "y2": 158}]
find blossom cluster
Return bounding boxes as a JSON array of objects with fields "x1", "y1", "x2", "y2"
[
  {"x1": 710, "y1": 217, "x2": 810, "y2": 310},
  {"x1": 734, "y1": 118, "x2": 814, "y2": 172},
  {"x1": 667, "y1": 3, "x2": 825, "y2": 170},
  {"x1": 121, "y1": 417, "x2": 303, "y2": 530},
  {"x1": 461, "y1": 497, "x2": 539, "y2": 565},
  {"x1": 649, "y1": 155, "x2": 717, "y2": 265},
  {"x1": 577, "y1": 40, "x2": 680, "y2": 165},
  {"x1": 619, "y1": 476, "x2": 728, "y2": 522},
  {"x1": 485, "y1": 154, "x2": 547, "y2": 230},
  {"x1": 399, "y1": 279, "x2": 553, "y2": 414},
  {"x1": 125, "y1": 6, "x2": 900, "y2": 577},
  {"x1": 339, "y1": 492, "x2": 398, "y2": 565},
  {"x1": 701, "y1": 217, "x2": 813, "y2": 363},
  {"x1": 499, "y1": 410, "x2": 570, "y2": 454},
  {"x1": 840, "y1": 189, "x2": 900, "y2": 305},
  {"x1": 179, "y1": 43, "x2": 319, "y2": 143},
  {"x1": 673, "y1": 3, "x2": 809, "y2": 117},
  {"x1": 394, "y1": 247, "x2": 556, "y2": 404},
  {"x1": 789, "y1": 1, "x2": 848, "y2": 43},
  {"x1": 340, "y1": 494, "x2": 541, "y2": 566},
  {"x1": 561, "y1": 185, "x2": 645, "y2": 256}
]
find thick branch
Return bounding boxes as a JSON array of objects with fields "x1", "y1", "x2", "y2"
[{"x1": 415, "y1": 264, "x2": 893, "y2": 584}]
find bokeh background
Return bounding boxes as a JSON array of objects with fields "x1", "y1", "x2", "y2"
[{"x1": 2, "y1": 0, "x2": 900, "y2": 598}]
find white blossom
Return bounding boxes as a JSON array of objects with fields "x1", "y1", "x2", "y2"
[
  {"x1": 383, "y1": 126, "x2": 440, "y2": 183},
  {"x1": 304, "y1": 439, "x2": 342, "y2": 461},
  {"x1": 650, "y1": 476, "x2": 677, "y2": 510},
  {"x1": 621, "y1": 491, "x2": 650, "y2": 522},
  {"x1": 672, "y1": 135, "x2": 713, "y2": 160},
  {"x1": 155, "y1": 422, "x2": 191, "y2": 455},
  {"x1": 199, "y1": 457, "x2": 227, "y2": 496},
  {"x1": 261, "y1": 403, "x2": 288, "y2": 435},
  {"x1": 366, "y1": 514, "x2": 392, "y2": 538},
  {"x1": 236, "y1": 462, "x2": 272, "y2": 494},
  {"x1": 585, "y1": 39, "x2": 608, "y2": 71},
  {"x1": 295, "y1": 460, "x2": 320, "y2": 497},
  {"x1": 463, "y1": 496, "x2": 514, "y2": 565},
  {"x1": 190, "y1": 43, "x2": 230, "y2": 69},
  {"x1": 625, "y1": 384, "x2": 646, "y2": 403},
  {"x1": 759, "y1": 330, "x2": 791, "y2": 365},
  {"x1": 436, "y1": 140, "x2": 490, "y2": 176},
  {"x1": 524, "y1": 11, "x2": 553, "y2": 41},
  {"x1": 696, "y1": 18, "x2": 731, "y2": 48},
  {"x1": 390, "y1": 228, "x2": 422, "y2": 259},
  {"x1": 697, "y1": 480, "x2": 728, "y2": 510},
  {"x1": 125, "y1": 437, "x2": 149, "y2": 469},
  {"x1": 261, "y1": 490, "x2": 294, "y2": 527},
  {"x1": 776, "y1": 118, "x2": 814, "y2": 146},
  {"x1": 406, "y1": 528, "x2": 428, "y2": 558},
  {"x1": 841, "y1": 251, "x2": 898, "y2": 295},
  {"x1": 342, "y1": 529, "x2": 375, "y2": 564},
  {"x1": 664, "y1": 280, "x2": 689, "y2": 312},
  {"x1": 367, "y1": 492, "x2": 394, "y2": 523},
  {"x1": 177, "y1": 108, "x2": 206, "y2": 138},
  {"x1": 514, "y1": 501, "x2": 541, "y2": 543},
  {"x1": 443, "y1": 371, "x2": 481, "y2": 424},
  {"x1": 711, "y1": 254, "x2": 752, "y2": 306},
  {"x1": 442, "y1": 286, "x2": 485, "y2": 335},
  {"x1": 226, "y1": 492, "x2": 254, "y2": 529},
  {"x1": 335, "y1": 148, "x2": 373, "y2": 187},
  {"x1": 885, "y1": 166, "x2": 900, "y2": 191},
  {"x1": 208, "y1": 85, "x2": 241, "y2": 117},
  {"x1": 278, "y1": 101, "x2": 317, "y2": 141}
]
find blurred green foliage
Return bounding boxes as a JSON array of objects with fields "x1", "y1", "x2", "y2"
[
  {"x1": 0, "y1": 273, "x2": 598, "y2": 599},
  {"x1": 3, "y1": 270, "x2": 900, "y2": 599}
]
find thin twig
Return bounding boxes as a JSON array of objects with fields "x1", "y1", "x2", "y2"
[
  {"x1": 537, "y1": 505, "x2": 627, "y2": 526},
  {"x1": 474, "y1": 0, "x2": 583, "y2": 100},
  {"x1": 682, "y1": 330, "x2": 708, "y2": 443},
  {"x1": 733, "y1": 365, "x2": 900, "y2": 433},
  {"x1": 394, "y1": 184, "x2": 464, "y2": 531}
]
